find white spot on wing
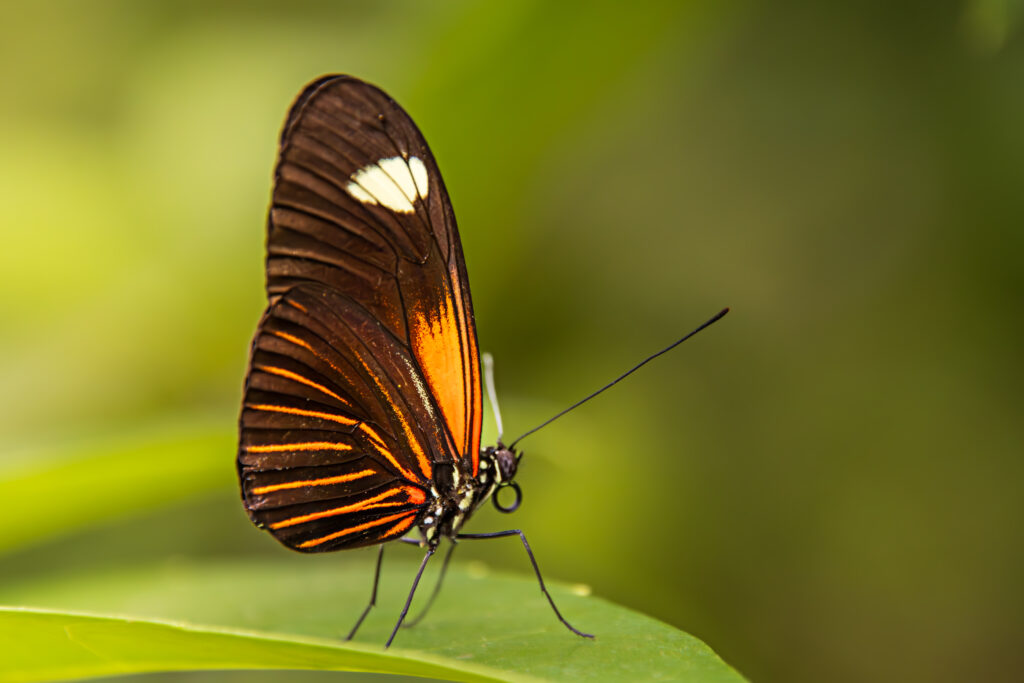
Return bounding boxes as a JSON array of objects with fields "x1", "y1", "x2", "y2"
[
  {"x1": 345, "y1": 182, "x2": 376, "y2": 205},
  {"x1": 344, "y1": 156, "x2": 430, "y2": 213},
  {"x1": 409, "y1": 157, "x2": 429, "y2": 199},
  {"x1": 378, "y1": 157, "x2": 417, "y2": 203}
]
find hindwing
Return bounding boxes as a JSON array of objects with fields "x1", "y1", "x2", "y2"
[{"x1": 239, "y1": 284, "x2": 452, "y2": 551}]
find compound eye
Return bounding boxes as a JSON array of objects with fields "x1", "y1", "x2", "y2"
[{"x1": 495, "y1": 448, "x2": 518, "y2": 482}]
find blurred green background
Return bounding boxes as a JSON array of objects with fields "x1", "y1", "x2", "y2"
[{"x1": 2, "y1": 1, "x2": 1023, "y2": 681}]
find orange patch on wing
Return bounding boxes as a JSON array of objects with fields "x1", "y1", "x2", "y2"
[
  {"x1": 250, "y1": 468, "x2": 375, "y2": 495},
  {"x1": 407, "y1": 487, "x2": 426, "y2": 505},
  {"x1": 451, "y1": 269, "x2": 482, "y2": 475},
  {"x1": 411, "y1": 284, "x2": 467, "y2": 459},
  {"x1": 296, "y1": 511, "x2": 415, "y2": 549},
  {"x1": 269, "y1": 485, "x2": 424, "y2": 530}
]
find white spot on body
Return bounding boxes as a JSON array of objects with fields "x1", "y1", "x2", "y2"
[
  {"x1": 423, "y1": 516, "x2": 434, "y2": 525},
  {"x1": 345, "y1": 156, "x2": 429, "y2": 213}
]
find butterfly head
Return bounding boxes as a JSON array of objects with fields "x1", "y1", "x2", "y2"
[{"x1": 483, "y1": 443, "x2": 522, "y2": 514}]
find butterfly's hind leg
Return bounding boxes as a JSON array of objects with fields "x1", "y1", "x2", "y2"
[
  {"x1": 402, "y1": 539, "x2": 457, "y2": 628},
  {"x1": 457, "y1": 529, "x2": 594, "y2": 639},
  {"x1": 385, "y1": 546, "x2": 436, "y2": 648},
  {"x1": 345, "y1": 544, "x2": 385, "y2": 641}
]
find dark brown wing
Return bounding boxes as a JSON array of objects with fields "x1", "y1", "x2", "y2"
[
  {"x1": 239, "y1": 284, "x2": 446, "y2": 552},
  {"x1": 265, "y1": 75, "x2": 482, "y2": 473}
]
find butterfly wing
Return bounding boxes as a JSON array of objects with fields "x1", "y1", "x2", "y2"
[
  {"x1": 265, "y1": 75, "x2": 481, "y2": 473},
  {"x1": 238, "y1": 76, "x2": 481, "y2": 552},
  {"x1": 239, "y1": 284, "x2": 446, "y2": 551}
]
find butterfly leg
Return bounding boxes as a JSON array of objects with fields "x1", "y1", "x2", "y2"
[
  {"x1": 385, "y1": 546, "x2": 436, "y2": 648},
  {"x1": 457, "y1": 530, "x2": 594, "y2": 639},
  {"x1": 403, "y1": 540, "x2": 457, "y2": 628},
  {"x1": 346, "y1": 544, "x2": 385, "y2": 641}
]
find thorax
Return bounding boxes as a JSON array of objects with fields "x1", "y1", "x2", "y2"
[{"x1": 416, "y1": 452, "x2": 500, "y2": 547}]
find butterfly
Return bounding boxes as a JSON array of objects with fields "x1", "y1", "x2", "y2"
[{"x1": 236, "y1": 75, "x2": 593, "y2": 648}]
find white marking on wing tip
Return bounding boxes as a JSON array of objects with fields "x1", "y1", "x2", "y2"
[
  {"x1": 344, "y1": 156, "x2": 428, "y2": 213},
  {"x1": 378, "y1": 157, "x2": 417, "y2": 203},
  {"x1": 345, "y1": 181, "x2": 376, "y2": 205},
  {"x1": 409, "y1": 157, "x2": 429, "y2": 199}
]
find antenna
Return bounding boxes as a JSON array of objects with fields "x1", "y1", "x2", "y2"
[
  {"x1": 508, "y1": 307, "x2": 729, "y2": 450},
  {"x1": 482, "y1": 352, "x2": 504, "y2": 442}
]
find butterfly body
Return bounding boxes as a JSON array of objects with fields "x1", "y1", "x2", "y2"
[{"x1": 418, "y1": 446, "x2": 518, "y2": 547}]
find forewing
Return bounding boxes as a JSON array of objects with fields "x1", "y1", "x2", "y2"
[
  {"x1": 265, "y1": 75, "x2": 481, "y2": 472},
  {"x1": 238, "y1": 285, "x2": 450, "y2": 552}
]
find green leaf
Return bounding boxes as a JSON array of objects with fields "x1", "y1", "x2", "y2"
[
  {"x1": 0, "y1": 609, "x2": 511, "y2": 683},
  {"x1": 0, "y1": 422, "x2": 232, "y2": 553},
  {"x1": 0, "y1": 559, "x2": 746, "y2": 682}
]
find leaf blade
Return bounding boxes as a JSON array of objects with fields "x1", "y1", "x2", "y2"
[
  {"x1": 0, "y1": 607, "x2": 515, "y2": 683},
  {"x1": 0, "y1": 560, "x2": 745, "y2": 682}
]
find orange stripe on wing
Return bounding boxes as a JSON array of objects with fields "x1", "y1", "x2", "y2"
[
  {"x1": 270, "y1": 324, "x2": 431, "y2": 483},
  {"x1": 360, "y1": 423, "x2": 389, "y2": 452},
  {"x1": 250, "y1": 468, "x2": 376, "y2": 495},
  {"x1": 272, "y1": 330, "x2": 317, "y2": 354},
  {"x1": 378, "y1": 513, "x2": 417, "y2": 542},
  {"x1": 245, "y1": 441, "x2": 353, "y2": 453},
  {"x1": 247, "y1": 404, "x2": 419, "y2": 483},
  {"x1": 351, "y1": 350, "x2": 433, "y2": 482},
  {"x1": 269, "y1": 485, "x2": 424, "y2": 529},
  {"x1": 357, "y1": 423, "x2": 421, "y2": 483},
  {"x1": 247, "y1": 403, "x2": 358, "y2": 427},
  {"x1": 297, "y1": 510, "x2": 416, "y2": 549},
  {"x1": 256, "y1": 364, "x2": 350, "y2": 405},
  {"x1": 271, "y1": 330, "x2": 351, "y2": 382}
]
